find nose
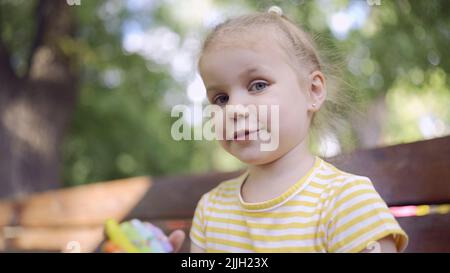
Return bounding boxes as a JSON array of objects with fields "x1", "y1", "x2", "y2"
[
  {"x1": 225, "y1": 91, "x2": 251, "y2": 121},
  {"x1": 225, "y1": 104, "x2": 250, "y2": 122}
]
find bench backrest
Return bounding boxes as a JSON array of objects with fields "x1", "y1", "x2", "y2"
[{"x1": 127, "y1": 136, "x2": 450, "y2": 252}]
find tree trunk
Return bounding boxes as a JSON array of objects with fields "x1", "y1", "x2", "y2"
[{"x1": 0, "y1": 0, "x2": 78, "y2": 199}]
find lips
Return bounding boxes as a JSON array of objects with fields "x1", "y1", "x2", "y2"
[{"x1": 233, "y1": 129, "x2": 260, "y2": 140}]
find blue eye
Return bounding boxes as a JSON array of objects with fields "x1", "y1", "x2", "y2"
[
  {"x1": 249, "y1": 81, "x2": 268, "y2": 92},
  {"x1": 213, "y1": 94, "x2": 229, "y2": 106}
]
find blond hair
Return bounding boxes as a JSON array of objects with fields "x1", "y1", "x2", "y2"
[{"x1": 198, "y1": 9, "x2": 357, "y2": 153}]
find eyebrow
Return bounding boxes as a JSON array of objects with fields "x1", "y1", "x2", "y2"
[{"x1": 206, "y1": 66, "x2": 268, "y2": 93}]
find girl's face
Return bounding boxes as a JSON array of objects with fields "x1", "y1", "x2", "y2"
[{"x1": 199, "y1": 36, "x2": 316, "y2": 165}]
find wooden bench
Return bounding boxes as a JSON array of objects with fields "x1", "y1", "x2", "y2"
[
  {"x1": 126, "y1": 135, "x2": 450, "y2": 253},
  {"x1": 1, "y1": 136, "x2": 449, "y2": 252},
  {"x1": 0, "y1": 177, "x2": 151, "y2": 252}
]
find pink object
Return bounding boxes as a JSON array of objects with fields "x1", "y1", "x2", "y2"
[{"x1": 389, "y1": 205, "x2": 417, "y2": 217}]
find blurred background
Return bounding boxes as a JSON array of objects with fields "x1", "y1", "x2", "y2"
[{"x1": 0, "y1": 0, "x2": 449, "y2": 198}]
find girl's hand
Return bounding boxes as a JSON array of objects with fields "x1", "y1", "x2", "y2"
[
  {"x1": 360, "y1": 235, "x2": 398, "y2": 253},
  {"x1": 168, "y1": 229, "x2": 186, "y2": 252}
]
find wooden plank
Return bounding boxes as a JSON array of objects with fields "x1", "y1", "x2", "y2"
[
  {"x1": 1, "y1": 226, "x2": 104, "y2": 253},
  {"x1": 328, "y1": 136, "x2": 450, "y2": 206},
  {"x1": 396, "y1": 214, "x2": 450, "y2": 252},
  {"x1": 128, "y1": 171, "x2": 244, "y2": 220},
  {"x1": 0, "y1": 177, "x2": 151, "y2": 252},
  {"x1": 0, "y1": 201, "x2": 14, "y2": 227},
  {"x1": 0, "y1": 176, "x2": 151, "y2": 227}
]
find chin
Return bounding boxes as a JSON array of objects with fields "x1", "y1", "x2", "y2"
[
  {"x1": 225, "y1": 142, "x2": 279, "y2": 165},
  {"x1": 239, "y1": 156, "x2": 275, "y2": 166}
]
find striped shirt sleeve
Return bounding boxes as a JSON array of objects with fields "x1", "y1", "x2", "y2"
[
  {"x1": 324, "y1": 177, "x2": 409, "y2": 253},
  {"x1": 189, "y1": 193, "x2": 208, "y2": 249}
]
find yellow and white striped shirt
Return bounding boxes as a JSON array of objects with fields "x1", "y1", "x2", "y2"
[{"x1": 189, "y1": 156, "x2": 408, "y2": 253}]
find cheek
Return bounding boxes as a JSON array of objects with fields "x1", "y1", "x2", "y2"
[
  {"x1": 275, "y1": 95, "x2": 309, "y2": 137},
  {"x1": 213, "y1": 111, "x2": 229, "y2": 140}
]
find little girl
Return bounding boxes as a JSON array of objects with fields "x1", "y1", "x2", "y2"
[{"x1": 170, "y1": 6, "x2": 408, "y2": 253}]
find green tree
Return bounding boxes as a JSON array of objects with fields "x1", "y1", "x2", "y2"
[
  {"x1": 1, "y1": 0, "x2": 78, "y2": 197},
  {"x1": 1, "y1": 0, "x2": 448, "y2": 198}
]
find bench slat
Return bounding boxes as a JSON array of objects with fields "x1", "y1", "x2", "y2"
[
  {"x1": 328, "y1": 136, "x2": 450, "y2": 206},
  {"x1": 128, "y1": 171, "x2": 244, "y2": 220}
]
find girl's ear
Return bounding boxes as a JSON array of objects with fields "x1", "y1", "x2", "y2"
[{"x1": 307, "y1": 71, "x2": 327, "y2": 113}]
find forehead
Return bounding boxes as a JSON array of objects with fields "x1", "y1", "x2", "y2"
[{"x1": 199, "y1": 31, "x2": 294, "y2": 84}]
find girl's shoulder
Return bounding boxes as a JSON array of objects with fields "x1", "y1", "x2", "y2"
[
  {"x1": 315, "y1": 157, "x2": 377, "y2": 197},
  {"x1": 316, "y1": 158, "x2": 408, "y2": 252},
  {"x1": 315, "y1": 158, "x2": 370, "y2": 185}
]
